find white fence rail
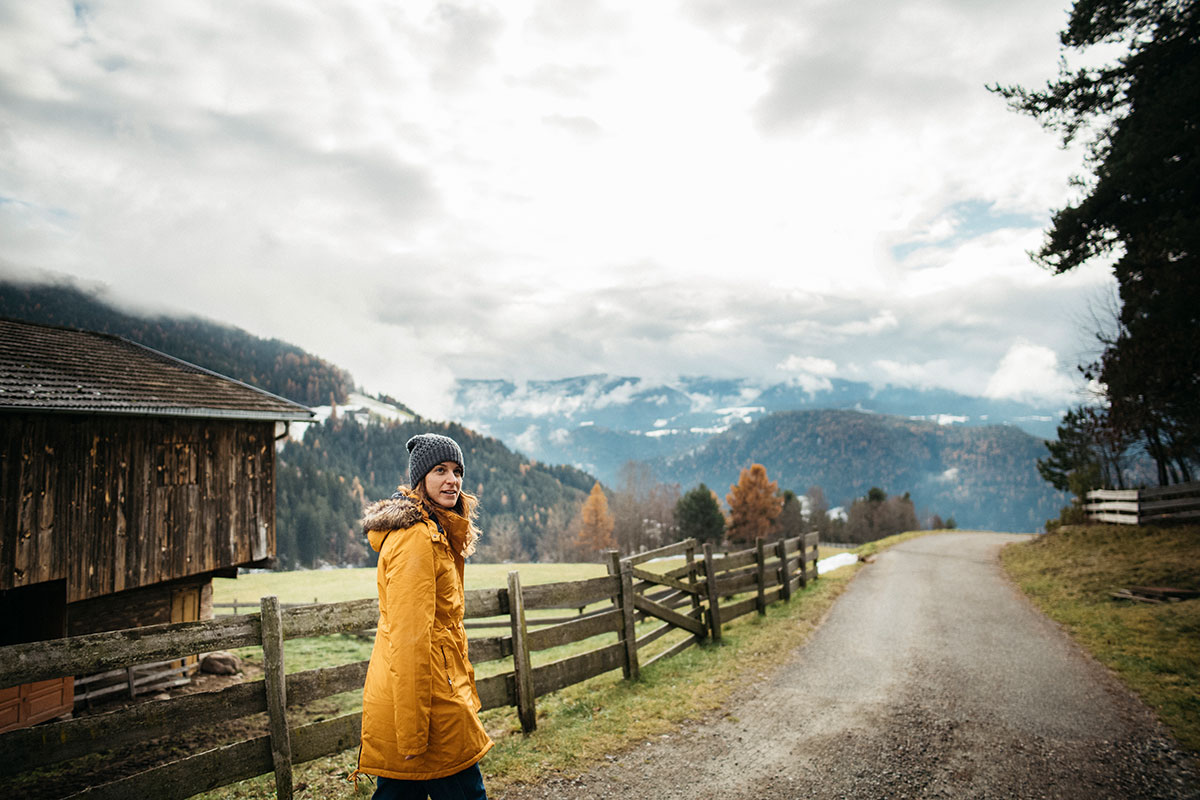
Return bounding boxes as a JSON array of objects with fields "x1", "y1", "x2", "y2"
[{"x1": 1084, "y1": 481, "x2": 1200, "y2": 525}]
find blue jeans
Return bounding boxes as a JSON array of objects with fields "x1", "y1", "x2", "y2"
[{"x1": 371, "y1": 763, "x2": 488, "y2": 800}]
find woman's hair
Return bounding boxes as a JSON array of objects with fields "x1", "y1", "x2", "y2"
[{"x1": 408, "y1": 481, "x2": 481, "y2": 557}]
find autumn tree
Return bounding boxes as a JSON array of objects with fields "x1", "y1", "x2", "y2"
[
  {"x1": 575, "y1": 482, "x2": 616, "y2": 560},
  {"x1": 675, "y1": 483, "x2": 726, "y2": 544},
  {"x1": 725, "y1": 464, "x2": 784, "y2": 543}
]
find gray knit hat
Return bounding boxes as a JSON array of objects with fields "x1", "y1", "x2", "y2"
[{"x1": 407, "y1": 433, "x2": 465, "y2": 489}]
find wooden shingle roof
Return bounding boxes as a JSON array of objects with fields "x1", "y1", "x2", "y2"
[{"x1": 0, "y1": 318, "x2": 314, "y2": 421}]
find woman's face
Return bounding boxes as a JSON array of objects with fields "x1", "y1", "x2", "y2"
[{"x1": 424, "y1": 460, "x2": 463, "y2": 509}]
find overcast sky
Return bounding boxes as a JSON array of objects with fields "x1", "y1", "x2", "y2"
[{"x1": 1, "y1": 1, "x2": 1115, "y2": 419}]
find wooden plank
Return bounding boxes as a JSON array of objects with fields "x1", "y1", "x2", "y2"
[
  {"x1": 1086, "y1": 500, "x2": 1140, "y2": 513},
  {"x1": 465, "y1": 587, "x2": 506, "y2": 618},
  {"x1": 0, "y1": 679, "x2": 263, "y2": 775},
  {"x1": 466, "y1": 634, "x2": 512, "y2": 664},
  {"x1": 641, "y1": 633, "x2": 698, "y2": 670},
  {"x1": 1138, "y1": 480, "x2": 1200, "y2": 499},
  {"x1": 722, "y1": 596, "x2": 758, "y2": 623},
  {"x1": 1087, "y1": 488, "x2": 1140, "y2": 501},
  {"x1": 776, "y1": 539, "x2": 791, "y2": 602},
  {"x1": 527, "y1": 609, "x2": 621, "y2": 652},
  {"x1": 291, "y1": 711, "x2": 362, "y2": 764},
  {"x1": 0, "y1": 614, "x2": 262, "y2": 687},
  {"x1": 282, "y1": 599, "x2": 377, "y2": 639},
  {"x1": 717, "y1": 571, "x2": 759, "y2": 596},
  {"x1": 508, "y1": 571, "x2": 536, "y2": 733},
  {"x1": 763, "y1": 586, "x2": 782, "y2": 606},
  {"x1": 634, "y1": 621, "x2": 675, "y2": 650},
  {"x1": 260, "y1": 597, "x2": 293, "y2": 800},
  {"x1": 621, "y1": 538, "x2": 697, "y2": 567},
  {"x1": 803, "y1": 532, "x2": 819, "y2": 550},
  {"x1": 703, "y1": 543, "x2": 722, "y2": 643},
  {"x1": 630, "y1": 565, "x2": 703, "y2": 595},
  {"x1": 65, "y1": 735, "x2": 272, "y2": 800},
  {"x1": 521, "y1": 575, "x2": 619, "y2": 610},
  {"x1": 1139, "y1": 496, "x2": 1200, "y2": 514},
  {"x1": 532, "y1": 643, "x2": 624, "y2": 696},
  {"x1": 717, "y1": 548, "x2": 757, "y2": 571},
  {"x1": 755, "y1": 540, "x2": 767, "y2": 615},
  {"x1": 476, "y1": 671, "x2": 516, "y2": 711},
  {"x1": 632, "y1": 595, "x2": 707, "y2": 637},
  {"x1": 618, "y1": 563, "x2": 639, "y2": 681},
  {"x1": 1090, "y1": 512, "x2": 1139, "y2": 525},
  {"x1": 287, "y1": 660, "x2": 369, "y2": 706}
]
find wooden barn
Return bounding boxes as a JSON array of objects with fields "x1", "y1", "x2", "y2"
[{"x1": 0, "y1": 318, "x2": 313, "y2": 731}]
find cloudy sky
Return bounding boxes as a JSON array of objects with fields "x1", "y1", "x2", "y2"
[{"x1": 1, "y1": 1, "x2": 1115, "y2": 418}]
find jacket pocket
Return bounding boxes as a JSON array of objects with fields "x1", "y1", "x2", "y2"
[{"x1": 440, "y1": 646, "x2": 453, "y2": 691}]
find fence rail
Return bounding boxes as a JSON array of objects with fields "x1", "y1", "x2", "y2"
[
  {"x1": 0, "y1": 533, "x2": 822, "y2": 800},
  {"x1": 1084, "y1": 480, "x2": 1200, "y2": 525}
]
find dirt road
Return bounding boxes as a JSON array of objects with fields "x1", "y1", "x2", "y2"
[{"x1": 496, "y1": 533, "x2": 1199, "y2": 799}]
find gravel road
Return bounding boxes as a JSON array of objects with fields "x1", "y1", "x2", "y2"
[{"x1": 495, "y1": 533, "x2": 1199, "y2": 800}]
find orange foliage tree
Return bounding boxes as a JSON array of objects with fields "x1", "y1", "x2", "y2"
[
  {"x1": 725, "y1": 464, "x2": 784, "y2": 543},
  {"x1": 575, "y1": 482, "x2": 616, "y2": 559}
]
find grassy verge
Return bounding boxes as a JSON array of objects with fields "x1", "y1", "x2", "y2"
[{"x1": 1000, "y1": 523, "x2": 1200, "y2": 755}]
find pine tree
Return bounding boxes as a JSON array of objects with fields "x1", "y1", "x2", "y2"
[
  {"x1": 725, "y1": 464, "x2": 784, "y2": 543},
  {"x1": 675, "y1": 483, "x2": 726, "y2": 544},
  {"x1": 575, "y1": 482, "x2": 616, "y2": 559}
]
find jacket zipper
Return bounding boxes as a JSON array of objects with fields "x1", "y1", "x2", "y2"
[{"x1": 441, "y1": 646, "x2": 453, "y2": 690}]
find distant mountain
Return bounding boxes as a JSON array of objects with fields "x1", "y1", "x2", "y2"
[
  {"x1": 655, "y1": 409, "x2": 1066, "y2": 533},
  {"x1": 0, "y1": 279, "x2": 594, "y2": 565},
  {"x1": 451, "y1": 374, "x2": 1064, "y2": 484},
  {"x1": 0, "y1": 279, "x2": 354, "y2": 407}
]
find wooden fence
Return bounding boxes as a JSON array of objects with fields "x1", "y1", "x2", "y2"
[
  {"x1": 0, "y1": 533, "x2": 819, "y2": 800},
  {"x1": 1084, "y1": 480, "x2": 1200, "y2": 525}
]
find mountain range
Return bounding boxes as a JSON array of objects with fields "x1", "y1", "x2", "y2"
[{"x1": 3, "y1": 279, "x2": 1067, "y2": 545}]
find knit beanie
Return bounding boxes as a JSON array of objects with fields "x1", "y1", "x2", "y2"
[{"x1": 407, "y1": 434, "x2": 465, "y2": 489}]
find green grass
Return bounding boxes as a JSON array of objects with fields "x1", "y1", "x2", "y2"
[
  {"x1": 212, "y1": 563, "x2": 608, "y2": 608},
  {"x1": 1001, "y1": 523, "x2": 1200, "y2": 755}
]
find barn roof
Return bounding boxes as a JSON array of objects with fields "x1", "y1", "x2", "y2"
[{"x1": 0, "y1": 319, "x2": 314, "y2": 421}]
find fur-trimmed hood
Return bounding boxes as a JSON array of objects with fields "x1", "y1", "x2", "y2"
[
  {"x1": 361, "y1": 490, "x2": 477, "y2": 558},
  {"x1": 361, "y1": 492, "x2": 425, "y2": 542}
]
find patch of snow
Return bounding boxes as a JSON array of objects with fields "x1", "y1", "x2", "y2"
[{"x1": 817, "y1": 552, "x2": 859, "y2": 574}]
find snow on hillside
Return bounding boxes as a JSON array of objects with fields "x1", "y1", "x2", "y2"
[{"x1": 289, "y1": 392, "x2": 414, "y2": 440}]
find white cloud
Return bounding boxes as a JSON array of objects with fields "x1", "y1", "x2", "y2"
[
  {"x1": 0, "y1": 1, "x2": 1112, "y2": 411},
  {"x1": 985, "y1": 340, "x2": 1078, "y2": 404}
]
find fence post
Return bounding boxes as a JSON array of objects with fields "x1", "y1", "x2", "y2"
[
  {"x1": 260, "y1": 596, "x2": 293, "y2": 800},
  {"x1": 702, "y1": 543, "x2": 722, "y2": 643},
  {"x1": 798, "y1": 535, "x2": 809, "y2": 591},
  {"x1": 755, "y1": 539, "x2": 767, "y2": 615},
  {"x1": 507, "y1": 571, "x2": 536, "y2": 734},
  {"x1": 686, "y1": 543, "x2": 704, "y2": 642},
  {"x1": 812, "y1": 534, "x2": 820, "y2": 582},
  {"x1": 776, "y1": 539, "x2": 791, "y2": 602},
  {"x1": 619, "y1": 561, "x2": 640, "y2": 681}
]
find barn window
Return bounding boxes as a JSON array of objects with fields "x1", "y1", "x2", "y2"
[{"x1": 155, "y1": 442, "x2": 198, "y2": 486}]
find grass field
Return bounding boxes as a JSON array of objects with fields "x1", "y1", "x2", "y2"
[
  {"x1": 1001, "y1": 523, "x2": 1200, "y2": 755},
  {"x1": 211, "y1": 562, "x2": 608, "y2": 608}
]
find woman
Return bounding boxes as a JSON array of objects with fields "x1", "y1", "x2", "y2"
[{"x1": 352, "y1": 433, "x2": 493, "y2": 799}]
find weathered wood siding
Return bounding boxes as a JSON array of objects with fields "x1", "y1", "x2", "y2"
[{"x1": 0, "y1": 413, "x2": 276, "y2": 603}]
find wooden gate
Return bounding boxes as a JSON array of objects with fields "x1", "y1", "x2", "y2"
[{"x1": 611, "y1": 539, "x2": 709, "y2": 672}]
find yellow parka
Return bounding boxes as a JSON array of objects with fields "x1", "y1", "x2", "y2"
[{"x1": 355, "y1": 492, "x2": 493, "y2": 781}]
